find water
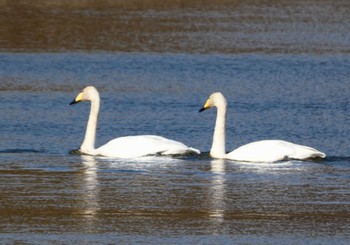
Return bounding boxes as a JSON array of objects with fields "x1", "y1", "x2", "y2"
[
  {"x1": 1, "y1": 52, "x2": 349, "y2": 244},
  {"x1": 1, "y1": 1, "x2": 350, "y2": 244},
  {"x1": 0, "y1": 1, "x2": 349, "y2": 53}
]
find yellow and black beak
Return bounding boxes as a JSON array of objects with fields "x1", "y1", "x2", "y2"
[
  {"x1": 199, "y1": 99, "x2": 211, "y2": 112},
  {"x1": 69, "y1": 91, "x2": 84, "y2": 105}
]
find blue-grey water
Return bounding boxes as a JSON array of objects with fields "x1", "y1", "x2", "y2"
[
  {"x1": 1, "y1": 53, "x2": 349, "y2": 244},
  {"x1": 1, "y1": 1, "x2": 350, "y2": 244}
]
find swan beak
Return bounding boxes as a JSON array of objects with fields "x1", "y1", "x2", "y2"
[
  {"x1": 69, "y1": 99, "x2": 78, "y2": 105},
  {"x1": 69, "y1": 92, "x2": 84, "y2": 105},
  {"x1": 199, "y1": 107, "x2": 207, "y2": 112},
  {"x1": 199, "y1": 99, "x2": 211, "y2": 112}
]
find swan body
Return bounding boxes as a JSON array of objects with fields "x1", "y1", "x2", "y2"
[
  {"x1": 226, "y1": 140, "x2": 325, "y2": 162},
  {"x1": 199, "y1": 92, "x2": 326, "y2": 162},
  {"x1": 94, "y1": 135, "x2": 199, "y2": 158},
  {"x1": 70, "y1": 86, "x2": 200, "y2": 158}
]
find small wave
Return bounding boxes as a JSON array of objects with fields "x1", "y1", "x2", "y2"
[
  {"x1": 0, "y1": 149, "x2": 45, "y2": 154},
  {"x1": 69, "y1": 149, "x2": 205, "y2": 160},
  {"x1": 0, "y1": 78, "x2": 85, "y2": 92},
  {"x1": 69, "y1": 149, "x2": 82, "y2": 155},
  {"x1": 322, "y1": 156, "x2": 350, "y2": 162}
]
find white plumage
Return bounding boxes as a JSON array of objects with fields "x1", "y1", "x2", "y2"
[
  {"x1": 70, "y1": 86, "x2": 200, "y2": 158},
  {"x1": 200, "y1": 92, "x2": 325, "y2": 162}
]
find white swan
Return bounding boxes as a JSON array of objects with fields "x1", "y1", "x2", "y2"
[
  {"x1": 199, "y1": 92, "x2": 326, "y2": 162},
  {"x1": 70, "y1": 86, "x2": 200, "y2": 158}
]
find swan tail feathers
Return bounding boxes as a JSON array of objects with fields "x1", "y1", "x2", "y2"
[
  {"x1": 290, "y1": 144, "x2": 326, "y2": 160},
  {"x1": 161, "y1": 147, "x2": 200, "y2": 155},
  {"x1": 189, "y1": 147, "x2": 201, "y2": 154}
]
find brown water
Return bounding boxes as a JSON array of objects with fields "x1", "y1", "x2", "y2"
[
  {"x1": 1, "y1": 153, "x2": 349, "y2": 244},
  {"x1": 0, "y1": 0, "x2": 349, "y2": 53},
  {"x1": 0, "y1": 1, "x2": 350, "y2": 244}
]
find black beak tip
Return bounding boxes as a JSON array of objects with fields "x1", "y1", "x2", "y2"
[
  {"x1": 69, "y1": 100, "x2": 77, "y2": 105},
  {"x1": 199, "y1": 107, "x2": 206, "y2": 112}
]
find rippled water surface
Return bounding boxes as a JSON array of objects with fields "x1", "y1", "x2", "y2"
[
  {"x1": 1, "y1": 1, "x2": 350, "y2": 244},
  {"x1": 0, "y1": 0, "x2": 349, "y2": 53}
]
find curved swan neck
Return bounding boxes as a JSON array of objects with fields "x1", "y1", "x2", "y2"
[
  {"x1": 210, "y1": 102, "x2": 227, "y2": 158},
  {"x1": 81, "y1": 96, "x2": 100, "y2": 153}
]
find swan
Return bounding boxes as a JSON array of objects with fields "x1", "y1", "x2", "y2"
[
  {"x1": 70, "y1": 86, "x2": 200, "y2": 158},
  {"x1": 199, "y1": 92, "x2": 326, "y2": 162}
]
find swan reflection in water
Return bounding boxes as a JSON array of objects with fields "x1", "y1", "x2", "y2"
[
  {"x1": 80, "y1": 155, "x2": 100, "y2": 229},
  {"x1": 208, "y1": 159, "x2": 226, "y2": 223}
]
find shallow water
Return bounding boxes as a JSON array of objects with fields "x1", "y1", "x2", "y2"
[{"x1": 1, "y1": 1, "x2": 350, "y2": 244}]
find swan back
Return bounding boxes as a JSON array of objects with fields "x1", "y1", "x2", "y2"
[
  {"x1": 226, "y1": 140, "x2": 326, "y2": 162},
  {"x1": 95, "y1": 135, "x2": 200, "y2": 158}
]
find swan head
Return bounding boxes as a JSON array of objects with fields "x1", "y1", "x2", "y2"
[
  {"x1": 70, "y1": 86, "x2": 100, "y2": 105},
  {"x1": 199, "y1": 92, "x2": 227, "y2": 112}
]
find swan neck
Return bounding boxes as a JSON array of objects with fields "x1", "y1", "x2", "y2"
[
  {"x1": 211, "y1": 104, "x2": 226, "y2": 158},
  {"x1": 81, "y1": 97, "x2": 100, "y2": 154}
]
